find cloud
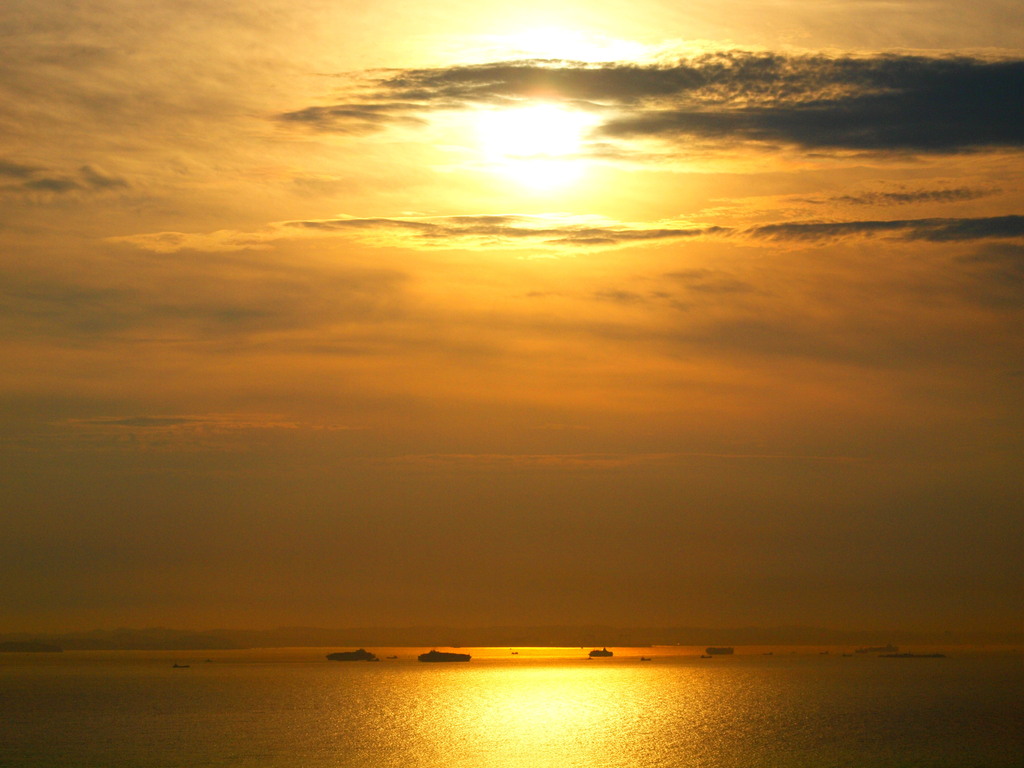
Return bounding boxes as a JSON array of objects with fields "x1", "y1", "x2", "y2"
[
  {"x1": 109, "y1": 229, "x2": 276, "y2": 253},
  {"x1": 953, "y1": 243, "x2": 1024, "y2": 306},
  {"x1": 67, "y1": 414, "x2": 301, "y2": 431},
  {"x1": 114, "y1": 214, "x2": 1024, "y2": 255},
  {"x1": 0, "y1": 160, "x2": 40, "y2": 179},
  {"x1": 284, "y1": 214, "x2": 725, "y2": 248},
  {"x1": 293, "y1": 213, "x2": 1024, "y2": 248},
  {"x1": 1, "y1": 161, "x2": 129, "y2": 196},
  {"x1": 23, "y1": 177, "x2": 83, "y2": 192},
  {"x1": 744, "y1": 215, "x2": 1024, "y2": 243},
  {"x1": 599, "y1": 58, "x2": 1024, "y2": 151},
  {"x1": 278, "y1": 52, "x2": 1024, "y2": 154},
  {"x1": 816, "y1": 187, "x2": 995, "y2": 206},
  {"x1": 665, "y1": 269, "x2": 757, "y2": 295},
  {"x1": 55, "y1": 414, "x2": 316, "y2": 453},
  {"x1": 2, "y1": 249, "x2": 410, "y2": 344},
  {"x1": 382, "y1": 451, "x2": 858, "y2": 469},
  {"x1": 278, "y1": 103, "x2": 428, "y2": 134},
  {"x1": 958, "y1": 242, "x2": 1024, "y2": 277},
  {"x1": 78, "y1": 165, "x2": 129, "y2": 190}
]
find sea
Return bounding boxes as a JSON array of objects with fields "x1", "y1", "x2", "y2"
[{"x1": 1, "y1": 646, "x2": 1021, "y2": 768}]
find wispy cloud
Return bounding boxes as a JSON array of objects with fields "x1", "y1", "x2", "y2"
[
  {"x1": 66, "y1": 414, "x2": 301, "y2": 431},
  {"x1": 113, "y1": 213, "x2": 1024, "y2": 254},
  {"x1": 55, "y1": 413, "x2": 354, "y2": 453},
  {"x1": 0, "y1": 161, "x2": 128, "y2": 196},
  {"x1": 810, "y1": 187, "x2": 995, "y2": 207},
  {"x1": 384, "y1": 451, "x2": 863, "y2": 468}
]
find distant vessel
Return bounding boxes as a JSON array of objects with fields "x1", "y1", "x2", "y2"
[
  {"x1": 418, "y1": 650, "x2": 471, "y2": 662},
  {"x1": 880, "y1": 653, "x2": 946, "y2": 658},
  {"x1": 589, "y1": 647, "x2": 613, "y2": 658},
  {"x1": 640, "y1": 656, "x2": 652, "y2": 661},
  {"x1": 705, "y1": 647, "x2": 734, "y2": 655},
  {"x1": 327, "y1": 649, "x2": 380, "y2": 662},
  {"x1": 855, "y1": 645, "x2": 898, "y2": 654},
  {"x1": 172, "y1": 663, "x2": 190, "y2": 668}
]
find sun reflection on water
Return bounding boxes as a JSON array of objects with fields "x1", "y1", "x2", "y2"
[{"x1": 396, "y1": 659, "x2": 662, "y2": 768}]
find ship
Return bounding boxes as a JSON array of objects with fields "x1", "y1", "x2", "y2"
[
  {"x1": 855, "y1": 645, "x2": 898, "y2": 654},
  {"x1": 418, "y1": 650, "x2": 471, "y2": 662},
  {"x1": 326, "y1": 649, "x2": 380, "y2": 662},
  {"x1": 588, "y1": 647, "x2": 613, "y2": 658},
  {"x1": 879, "y1": 652, "x2": 946, "y2": 658}
]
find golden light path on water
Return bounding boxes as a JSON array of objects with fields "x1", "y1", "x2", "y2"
[
  {"x1": 353, "y1": 648, "x2": 702, "y2": 767},
  {"x1": 3, "y1": 646, "x2": 1020, "y2": 767}
]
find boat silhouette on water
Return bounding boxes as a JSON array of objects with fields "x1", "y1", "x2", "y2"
[
  {"x1": 326, "y1": 649, "x2": 380, "y2": 662},
  {"x1": 418, "y1": 650, "x2": 471, "y2": 662}
]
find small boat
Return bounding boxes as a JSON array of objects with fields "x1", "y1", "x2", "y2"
[{"x1": 640, "y1": 656, "x2": 652, "y2": 661}]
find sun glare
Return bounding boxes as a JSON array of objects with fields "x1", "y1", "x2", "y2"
[
  {"x1": 482, "y1": 27, "x2": 649, "y2": 63},
  {"x1": 475, "y1": 104, "x2": 597, "y2": 189}
]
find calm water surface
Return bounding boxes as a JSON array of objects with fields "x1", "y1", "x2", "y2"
[{"x1": 1, "y1": 647, "x2": 1021, "y2": 768}]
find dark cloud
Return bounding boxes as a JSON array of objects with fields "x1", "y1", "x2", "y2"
[
  {"x1": 954, "y1": 243, "x2": 1024, "y2": 306},
  {"x1": 79, "y1": 165, "x2": 129, "y2": 190},
  {"x1": 1, "y1": 162, "x2": 128, "y2": 195},
  {"x1": 821, "y1": 188, "x2": 994, "y2": 206},
  {"x1": 592, "y1": 272, "x2": 755, "y2": 308},
  {"x1": 280, "y1": 52, "x2": 1024, "y2": 154},
  {"x1": 278, "y1": 103, "x2": 427, "y2": 133},
  {"x1": 0, "y1": 159, "x2": 39, "y2": 178},
  {"x1": 958, "y1": 242, "x2": 1024, "y2": 276},
  {"x1": 82, "y1": 417, "x2": 209, "y2": 428},
  {"x1": 23, "y1": 176, "x2": 82, "y2": 192},
  {"x1": 593, "y1": 289, "x2": 649, "y2": 304},
  {"x1": 666, "y1": 269, "x2": 756, "y2": 294},
  {"x1": 744, "y1": 215, "x2": 1024, "y2": 243},
  {"x1": 598, "y1": 54, "x2": 1024, "y2": 152}
]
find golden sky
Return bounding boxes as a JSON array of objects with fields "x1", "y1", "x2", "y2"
[{"x1": 1, "y1": 0, "x2": 1022, "y2": 634}]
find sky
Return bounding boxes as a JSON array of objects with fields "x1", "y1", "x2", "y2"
[{"x1": 1, "y1": 0, "x2": 1022, "y2": 635}]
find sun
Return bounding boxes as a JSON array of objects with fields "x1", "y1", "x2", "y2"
[{"x1": 475, "y1": 103, "x2": 598, "y2": 189}]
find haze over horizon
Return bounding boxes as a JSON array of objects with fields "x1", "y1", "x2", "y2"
[{"x1": 2, "y1": 0, "x2": 1021, "y2": 637}]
